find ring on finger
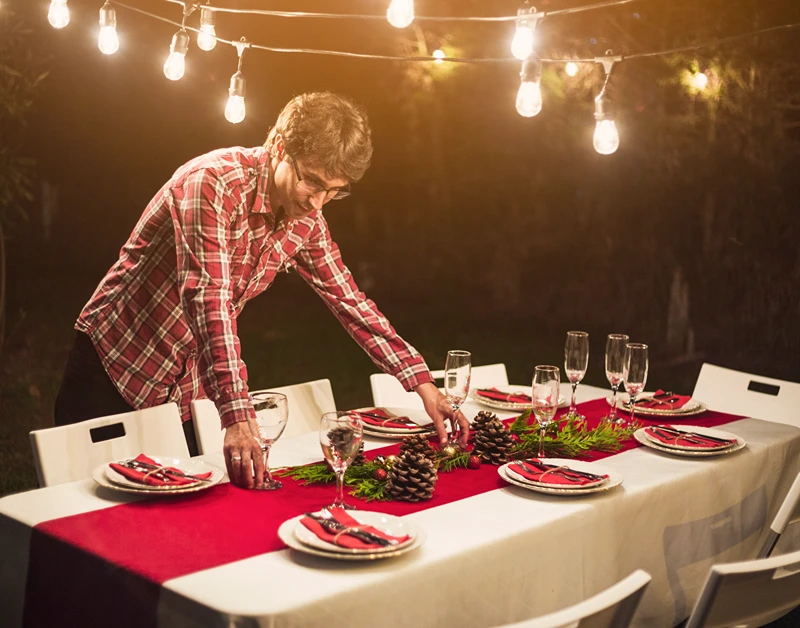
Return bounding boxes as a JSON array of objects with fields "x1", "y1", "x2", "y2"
[{"x1": 231, "y1": 455, "x2": 242, "y2": 462}]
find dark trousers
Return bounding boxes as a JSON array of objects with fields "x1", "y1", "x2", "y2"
[{"x1": 54, "y1": 331, "x2": 199, "y2": 456}]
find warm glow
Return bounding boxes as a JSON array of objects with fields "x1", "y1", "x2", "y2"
[
  {"x1": 516, "y1": 80, "x2": 542, "y2": 117},
  {"x1": 433, "y1": 49, "x2": 445, "y2": 64},
  {"x1": 511, "y1": 24, "x2": 534, "y2": 60},
  {"x1": 48, "y1": 0, "x2": 70, "y2": 29},
  {"x1": 197, "y1": 25, "x2": 217, "y2": 51},
  {"x1": 691, "y1": 71, "x2": 708, "y2": 91},
  {"x1": 593, "y1": 119, "x2": 620, "y2": 155},
  {"x1": 225, "y1": 95, "x2": 246, "y2": 124},
  {"x1": 565, "y1": 62, "x2": 579, "y2": 77},
  {"x1": 98, "y1": 26, "x2": 119, "y2": 55},
  {"x1": 386, "y1": 0, "x2": 414, "y2": 28},
  {"x1": 164, "y1": 52, "x2": 186, "y2": 81}
]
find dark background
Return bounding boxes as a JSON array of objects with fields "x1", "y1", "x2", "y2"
[{"x1": 2, "y1": 0, "x2": 799, "y2": 493}]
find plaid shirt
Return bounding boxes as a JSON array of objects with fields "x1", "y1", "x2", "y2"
[{"x1": 77, "y1": 146, "x2": 433, "y2": 428}]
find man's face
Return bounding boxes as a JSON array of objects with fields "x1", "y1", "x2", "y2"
[{"x1": 272, "y1": 145, "x2": 349, "y2": 221}]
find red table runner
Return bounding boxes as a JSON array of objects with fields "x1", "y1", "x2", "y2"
[{"x1": 23, "y1": 400, "x2": 745, "y2": 627}]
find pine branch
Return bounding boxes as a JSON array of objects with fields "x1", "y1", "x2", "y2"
[
  {"x1": 436, "y1": 450, "x2": 469, "y2": 472},
  {"x1": 349, "y1": 479, "x2": 391, "y2": 501}
]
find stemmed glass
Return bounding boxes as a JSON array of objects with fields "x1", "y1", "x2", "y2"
[
  {"x1": 532, "y1": 365, "x2": 560, "y2": 459},
  {"x1": 249, "y1": 392, "x2": 289, "y2": 490},
  {"x1": 564, "y1": 331, "x2": 589, "y2": 419},
  {"x1": 604, "y1": 334, "x2": 630, "y2": 424},
  {"x1": 319, "y1": 411, "x2": 364, "y2": 509},
  {"x1": 444, "y1": 350, "x2": 471, "y2": 446},
  {"x1": 623, "y1": 343, "x2": 649, "y2": 426}
]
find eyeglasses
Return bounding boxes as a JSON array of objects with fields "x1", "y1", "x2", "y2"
[{"x1": 288, "y1": 153, "x2": 351, "y2": 201}]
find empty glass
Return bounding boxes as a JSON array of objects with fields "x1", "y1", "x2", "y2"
[
  {"x1": 564, "y1": 331, "x2": 589, "y2": 419},
  {"x1": 444, "y1": 350, "x2": 471, "y2": 445},
  {"x1": 623, "y1": 343, "x2": 649, "y2": 426},
  {"x1": 249, "y1": 392, "x2": 289, "y2": 490},
  {"x1": 319, "y1": 411, "x2": 364, "y2": 509},
  {"x1": 532, "y1": 365, "x2": 560, "y2": 458},
  {"x1": 604, "y1": 334, "x2": 630, "y2": 425}
]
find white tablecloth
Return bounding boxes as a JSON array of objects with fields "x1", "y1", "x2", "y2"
[{"x1": 2, "y1": 385, "x2": 799, "y2": 628}]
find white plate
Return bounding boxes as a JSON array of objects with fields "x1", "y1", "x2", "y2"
[
  {"x1": 278, "y1": 515, "x2": 426, "y2": 561},
  {"x1": 641, "y1": 425, "x2": 737, "y2": 452},
  {"x1": 94, "y1": 456, "x2": 224, "y2": 495},
  {"x1": 353, "y1": 407, "x2": 434, "y2": 434},
  {"x1": 293, "y1": 510, "x2": 418, "y2": 554},
  {"x1": 499, "y1": 458, "x2": 623, "y2": 496},
  {"x1": 608, "y1": 393, "x2": 708, "y2": 417},
  {"x1": 470, "y1": 386, "x2": 567, "y2": 412},
  {"x1": 634, "y1": 426, "x2": 747, "y2": 458},
  {"x1": 505, "y1": 460, "x2": 609, "y2": 490}
]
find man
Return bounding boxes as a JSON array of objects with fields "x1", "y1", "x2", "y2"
[{"x1": 55, "y1": 92, "x2": 469, "y2": 488}]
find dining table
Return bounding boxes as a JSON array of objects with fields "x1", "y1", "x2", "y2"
[{"x1": 2, "y1": 384, "x2": 799, "y2": 628}]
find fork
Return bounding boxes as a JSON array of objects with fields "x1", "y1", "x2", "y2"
[{"x1": 306, "y1": 511, "x2": 397, "y2": 546}]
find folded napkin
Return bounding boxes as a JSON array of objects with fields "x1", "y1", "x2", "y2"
[
  {"x1": 509, "y1": 459, "x2": 608, "y2": 486},
  {"x1": 635, "y1": 390, "x2": 692, "y2": 409},
  {"x1": 476, "y1": 388, "x2": 532, "y2": 404},
  {"x1": 644, "y1": 426, "x2": 736, "y2": 449},
  {"x1": 356, "y1": 408, "x2": 420, "y2": 430},
  {"x1": 299, "y1": 507, "x2": 411, "y2": 550},
  {"x1": 108, "y1": 454, "x2": 211, "y2": 487}
]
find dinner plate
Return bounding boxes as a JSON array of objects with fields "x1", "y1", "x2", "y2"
[
  {"x1": 641, "y1": 425, "x2": 737, "y2": 452},
  {"x1": 93, "y1": 456, "x2": 224, "y2": 495},
  {"x1": 278, "y1": 516, "x2": 426, "y2": 561},
  {"x1": 505, "y1": 460, "x2": 609, "y2": 490},
  {"x1": 363, "y1": 428, "x2": 432, "y2": 440},
  {"x1": 499, "y1": 458, "x2": 623, "y2": 496},
  {"x1": 470, "y1": 386, "x2": 567, "y2": 412},
  {"x1": 353, "y1": 407, "x2": 435, "y2": 434},
  {"x1": 634, "y1": 426, "x2": 747, "y2": 458},
  {"x1": 608, "y1": 393, "x2": 708, "y2": 418},
  {"x1": 293, "y1": 510, "x2": 418, "y2": 554}
]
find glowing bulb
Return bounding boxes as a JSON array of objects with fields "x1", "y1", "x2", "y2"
[
  {"x1": 593, "y1": 119, "x2": 619, "y2": 155},
  {"x1": 516, "y1": 81, "x2": 542, "y2": 117},
  {"x1": 691, "y1": 71, "x2": 708, "y2": 91},
  {"x1": 48, "y1": 0, "x2": 70, "y2": 29},
  {"x1": 98, "y1": 3, "x2": 118, "y2": 55},
  {"x1": 164, "y1": 30, "x2": 189, "y2": 81},
  {"x1": 387, "y1": 0, "x2": 414, "y2": 28},
  {"x1": 565, "y1": 62, "x2": 579, "y2": 77},
  {"x1": 197, "y1": 7, "x2": 217, "y2": 51},
  {"x1": 433, "y1": 49, "x2": 445, "y2": 65},
  {"x1": 225, "y1": 71, "x2": 246, "y2": 124},
  {"x1": 511, "y1": 23, "x2": 534, "y2": 60}
]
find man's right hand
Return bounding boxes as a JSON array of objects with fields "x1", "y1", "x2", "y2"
[{"x1": 223, "y1": 421, "x2": 265, "y2": 489}]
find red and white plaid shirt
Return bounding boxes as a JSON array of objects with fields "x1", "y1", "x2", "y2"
[{"x1": 77, "y1": 146, "x2": 433, "y2": 428}]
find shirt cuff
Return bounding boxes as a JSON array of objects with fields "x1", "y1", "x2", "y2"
[
  {"x1": 394, "y1": 358, "x2": 435, "y2": 392},
  {"x1": 217, "y1": 392, "x2": 256, "y2": 428}
]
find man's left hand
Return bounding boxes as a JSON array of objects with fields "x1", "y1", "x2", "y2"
[{"x1": 414, "y1": 381, "x2": 470, "y2": 447}]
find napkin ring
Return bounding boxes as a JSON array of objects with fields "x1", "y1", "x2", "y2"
[
  {"x1": 142, "y1": 465, "x2": 169, "y2": 481},
  {"x1": 537, "y1": 465, "x2": 570, "y2": 479},
  {"x1": 333, "y1": 525, "x2": 370, "y2": 544}
]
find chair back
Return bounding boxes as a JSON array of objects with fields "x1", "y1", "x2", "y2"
[
  {"x1": 685, "y1": 546, "x2": 800, "y2": 628},
  {"x1": 495, "y1": 570, "x2": 650, "y2": 628},
  {"x1": 29, "y1": 403, "x2": 189, "y2": 487},
  {"x1": 692, "y1": 363, "x2": 800, "y2": 426},
  {"x1": 758, "y1": 472, "x2": 800, "y2": 558}
]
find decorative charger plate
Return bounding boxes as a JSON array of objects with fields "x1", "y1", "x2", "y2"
[
  {"x1": 293, "y1": 510, "x2": 418, "y2": 554},
  {"x1": 470, "y1": 386, "x2": 567, "y2": 412},
  {"x1": 498, "y1": 458, "x2": 623, "y2": 496},
  {"x1": 634, "y1": 425, "x2": 746, "y2": 458},
  {"x1": 93, "y1": 456, "x2": 224, "y2": 495}
]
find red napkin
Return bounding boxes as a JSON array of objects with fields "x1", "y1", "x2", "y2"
[
  {"x1": 509, "y1": 459, "x2": 608, "y2": 486},
  {"x1": 636, "y1": 390, "x2": 693, "y2": 409},
  {"x1": 299, "y1": 507, "x2": 411, "y2": 550},
  {"x1": 108, "y1": 454, "x2": 211, "y2": 487},
  {"x1": 476, "y1": 388, "x2": 532, "y2": 404},
  {"x1": 644, "y1": 426, "x2": 736, "y2": 449},
  {"x1": 356, "y1": 408, "x2": 420, "y2": 430}
]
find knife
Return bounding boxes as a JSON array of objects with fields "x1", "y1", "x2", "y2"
[
  {"x1": 303, "y1": 513, "x2": 396, "y2": 546},
  {"x1": 518, "y1": 460, "x2": 606, "y2": 482},
  {"x1": 122, "y1": 460, "x2": 214, "y2": 483}
]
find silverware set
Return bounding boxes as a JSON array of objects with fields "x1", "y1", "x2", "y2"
[
  {"x1": 515, "y1": 460, "x2": 606, "y2": 483},
  {"x1": 119, "y1": 459, "x2": 213, "y2": 483},
  {"x1": 648, "y1": 426, "x2": 734, "y2": 446},
  {"x1": 304, "y1": 509, "x2": 398, "y2": 546}
]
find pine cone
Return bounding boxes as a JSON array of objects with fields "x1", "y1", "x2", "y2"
[
  {"x1": 386, "y1": 453, "x2": 438, "y2": 502},
  {"x1": 399, "y1": 434, "x2": 436, "y2": 461},
  {"x1": 352, "y1": 442, "x2": 366, "y2": 466},
  {"x1": 471, "y1": 412, "x2": 514, "y2": 465},
  {"x1": 326, "y1": 426, "x2": 361, "y2": 462}
]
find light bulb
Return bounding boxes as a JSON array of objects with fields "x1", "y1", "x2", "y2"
[
  {"x1": 691, "y1": 71, "x2": 708, "y2": 91},
  {"x1": 163, "y1": 30, "x2": 189, "y2": 81},
  {"x1": 511, "y1": 23, "x2": 534, "y2": 60},
  {"x1": 225, "y1": 70, "x2": 246, "y2": 124},
  {"x1": 48, "y1": 0, "x2": 70, "y2": 29},
  {"x1": 593, "y1": 119, "x2": 620, "y2": 155},
  {"x1": 386, "y1": 0, "x2": 414, "y2": 28},
  {"x1": 565, "y1": 62, "x2": 579, "y2": 77},
  {"x1": 433, "y1": 49, "x2": 445, "y2": 65},
  {"x1": 98, "y1": 3, "x2": 118, "y2": 55},
  {"x1": 197, "y1": 7, "x2": 217, "y2": 51},
  {"x1": 516, "y1": 81, "x2": 542, "y2": 117}
]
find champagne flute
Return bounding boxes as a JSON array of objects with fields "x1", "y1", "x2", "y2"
[
  {"x1": 604, "y1": 334, "x2": 630, "y2": 425},
  {"x1": 532, "y1": 365, "x2": 560, "y2": 459},
  {"x1": 320, "y1": 411, "x2": 363, "y2": 510},
  {"x1": 623, "y1": 343, "x2": 649, "y2": 426},
  {"x1": 444, "y1": 350, "x2": 471, "y2": 446},
  {"x1": 564, "y1": 331, "x2": 589, "y2": 419},
  {"x1": 249, "y1": 392, "x2": 289, "y2": 490}
]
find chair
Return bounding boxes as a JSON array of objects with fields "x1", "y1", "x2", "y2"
[
  {"x1": 494, "y1": 570, "x2": 650, "y2": 628},
  {"x1": 369, "y1": 363, "x2": 509, "y2": 408},
  {"x1": 692, "y1": 363, "x2": 800, "y2": 427},
  {"x1": 758, "y1": 472, "x2": 800, "y2": 559},
  {"x1": 29, "y1": 403, "x2": 189, "y2": 487},
  {"x1": 684, "y1": 546, "x2": 800, "y2": 628},
  {"x1": 190, "y1": 378, "x2": 336, "y2": 454}
]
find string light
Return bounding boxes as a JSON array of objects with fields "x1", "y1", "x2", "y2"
[
  {"x1": 433, "y1": 49, "x2": 446, "y2": 64},
  {"x1": 387, "y1": 0, "x2": 414, "y2": 29},
  {"x1": 593, "y1": 56, "x2": 620, "y2": 155},
  {"x1": 48, "y1": 0, "x2": 70, "y2": 29},
  {"x1": 197, "y1": 5, "x2": 217, "y2": 51},
  {"x1": 565, "y1": 62, "x2": 579, "y2": 77},
  {"x1": 98, "y1": 2, "x2": 119, "y2": 55},
  {"x1": 164, "y1": 29, "x2": 189, "y2": 80},
  {"x1": 516, "y1": 56, "x2": 543, "y2": 117},
  {"x1": 511, "y1": 3, "x2": 537, "y2": 61},
  {"x1": 225, "y1": 38, "x2": 248, "y2": 124},
  {"x1": 690, "y1": 71, "x2": 708, "y2": 91}
]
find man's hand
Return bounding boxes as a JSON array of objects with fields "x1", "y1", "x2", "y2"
[
  {"x1": 415, "y1": 381, "x2": 470, "y2": 447},
  {"x1": 223, "y1": 420, "x2": 265, "y2": 489}
]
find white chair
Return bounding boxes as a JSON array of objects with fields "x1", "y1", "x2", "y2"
[
  {"x1": 369, "y1": 363, "x2": 509, "y2": 408},
  {"x1": 692, "y1": 363, "x2": 800, "y2": 427},
  {"x1": 29, "y1": 403, "x2": 189, "y2": 487},
  {"x1": 758, "y1": 472, "x2": 800, "y2": 559},
  {"x1": 190, "y1": 379, "x2": 336, "y2": 454},
  {"x1": 684, "y1": 546, "x2": 800, "y2": 628},
  {"x1": 494, "y1": 570, "x2": 650, "y2": 628}
]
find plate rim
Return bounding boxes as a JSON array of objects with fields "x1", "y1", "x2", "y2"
[{"x1": 292, "y1": 510, "x2": 418, "y2": 555}]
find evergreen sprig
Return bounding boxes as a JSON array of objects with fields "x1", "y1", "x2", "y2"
[{"x1": 436, "y1": 449, "x2": 470, "y2": 472}]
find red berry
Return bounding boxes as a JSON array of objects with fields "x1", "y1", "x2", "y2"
[
  {"x1": 468, "y1": 455, "x2": 481, "y2": 470},
  {"x1": 372, "y1": 468, "x2": 388, "y2": 481}
]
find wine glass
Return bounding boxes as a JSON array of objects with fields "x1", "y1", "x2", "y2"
[
  {"x1": 532, "y1": 365, "x2": 560, "y2": 459},
  {"x1": 319, "y1": 411, "x2": 364, "y2": 509},
  {"x1": 564, "y1": 331, "x2": 589, "y2": 419},
  {"x1": 249, "y1": 392, "x2": 289, "y2": 490},
  {"x1": 604, "y1": 334, "x2": 630, "y2": 424},
  {"x1": 444, "y1": 350, "x2": 471, "y2": 446},
  {"x1": 623, "y1": 343, "x2": 649, "y2": 426}
]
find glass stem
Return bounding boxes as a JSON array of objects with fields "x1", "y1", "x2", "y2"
[
  {"x1": 570, "y1": 382, "x2": 578, "y2": 415},
  {"x1": 263, "y1": 446, "x2": 273, "y2": 484},
  {"x1": 335, "y1": 467, "x2": 345, "y2": 506},
  {"x1": 609, "y1": 385, "x2": 618, "y2": 421},
  {"x1": 538, "y1": 424, "x2": 546, "y2": 458},
  {"x1": 629, "y1": 394, "x2": 636, "y2": 424}
]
